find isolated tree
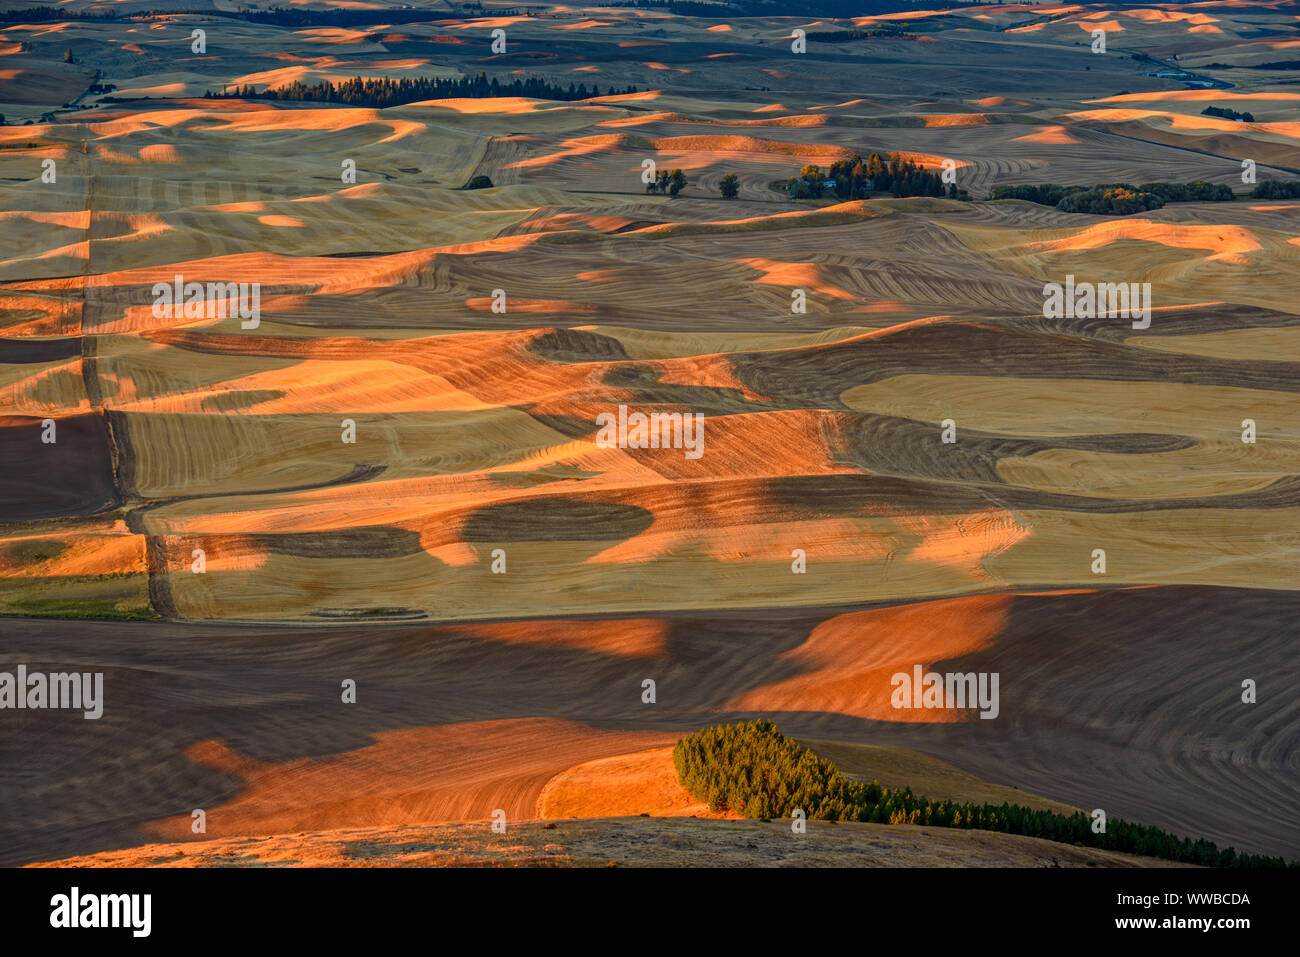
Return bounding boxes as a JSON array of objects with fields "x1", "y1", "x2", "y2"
[
  {"x1": 718, "y1": 172, "x2": 740, "y2": 199},
  {"x1": 667, "y1": 168, "x2": 686, "y2": 197},
  {"x1": 464, "y1": 175, "x2": 493, "y2": 189},
  {"x1": 63, "y1": 48, "x2": 74, "y2": 63}
]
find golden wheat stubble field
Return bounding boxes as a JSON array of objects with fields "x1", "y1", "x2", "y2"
[{"x1": 1, "y1": 1, "x2": 1299, "y2": 867}]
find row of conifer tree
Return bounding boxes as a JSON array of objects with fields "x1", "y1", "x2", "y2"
[
  {"x1": 674, "y1": 719, "x2": 1294, "y2": 867},
  {"x1": 205, "y1": 74, "x2": 637, "y2": 107}
]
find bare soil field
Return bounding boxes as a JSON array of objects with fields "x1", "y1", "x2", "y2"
[{"x1": 2, "y1": 585, "x2": 1296, "y2": 866}]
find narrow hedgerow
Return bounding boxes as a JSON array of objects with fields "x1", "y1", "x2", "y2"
[{"x1": 673, "y1": 720, "x2": 1293, "y2": 868}]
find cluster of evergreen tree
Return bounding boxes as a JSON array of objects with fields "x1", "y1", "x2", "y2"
[
  {"x1": 593, "y1": 0, "x2": 744, "y2": 15},
  {"x1": 647, "y1": 168, "x2": 687, "y2": 196},
  {"x1": 1204, "y1": 60, "x2": 1300, "y2": 70},
  {"x1": 990, "y1": 183, "x2": 1081, "y2": 206},
  {"x1": 1250, "y1": 180, "x2": 1300, "y2": 199},
  {"x1": 236, "y1": 5, "x2": 506, "y2": 27},
  {"x1": 0, "y1": 6, "x2": 523, "y2": 27},
  {"x1": 993, "y1": 180, "x2": 1232, "y2": 214},
  {"x1": 594, "y1": 0, "x2": 997, "y2": 16},
  {"x1": 1202, "y1": 105, "x2": 1255, "y2": 122},
  {"x1": 1142, "y1": 180, "x2": 1235, "y2": 202},
  {"x1": 0, "y1": 6, "x2": 120, "y2": 21},
  {"x1": 805, "y1": 27, "x2": 912, "y2": 42},
  {"x1": 206, "y1": 74, "x2": 637, "y2": 107},
  {"x1": 786, "y1": 153, "x2": 964, "y2": 200},
  {"x1": 674, "y1": 719, "x2": 1295, "y2": 867},
  {"x1": 1049, "y1": 186, "x2": 1160, "y2": 214}
]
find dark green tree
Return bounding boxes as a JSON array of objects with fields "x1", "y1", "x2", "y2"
[
  {"x1": 672, "y1": 719, "x2": 1294, "y2": 868},
  {"x1": 1251, "y1": 180, "x2": 1300, "y2": 199},
  {"x1": 798, "y1": 163, "x2": 825, "y2": 197}
]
